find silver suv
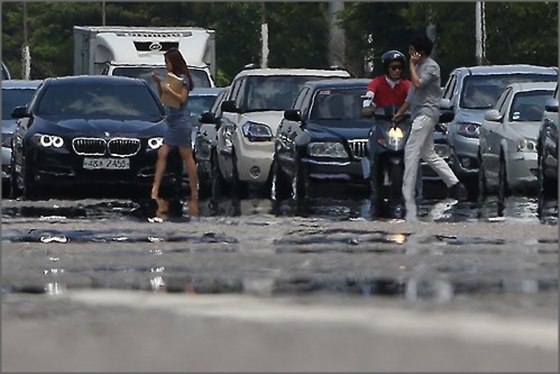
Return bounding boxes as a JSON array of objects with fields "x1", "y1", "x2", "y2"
[
  {"x1": 441, "y1": 64, "x2": 558, "y2": 191},
  {"x1": 212, "y1": 67, "x2": 351, "y2": 199}
]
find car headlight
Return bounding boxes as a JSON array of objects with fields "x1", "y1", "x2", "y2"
[
  {"x1": 517, "y1": 138, "x2": 537, "y2": 152},
  {"x1": 307, "y1": 142, "x2": 348, "y2": 158},
  {"x1": 434, "y1": 143, "x2": 451, "y2": 159},
  {"x1": 31, "y1": 133, "x2": 64, "y2": 148},
  {"x1": 242, "y1": 121, "x2": 273, "y2": 142},
  {"x1": 1, "y1": 133, "x2": 13, "y2": 148},
  {"x1": 148, "y1": 137, "x2": 164, "y2": 150},
  {"x1": 456, "y1": 122, "x2": 480, "y2": 138}
]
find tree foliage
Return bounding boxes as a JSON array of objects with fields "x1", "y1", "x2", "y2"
[{"x1": 2, "y1": 2, "x2": 557, "y2": 85}]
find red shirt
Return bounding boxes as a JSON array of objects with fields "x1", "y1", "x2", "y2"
[{"x1": 366, "y1": 76, "x2": 411, "y2": 107}]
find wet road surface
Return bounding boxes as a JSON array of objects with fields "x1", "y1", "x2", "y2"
[{"x1": 1, "y1": 184, "x2": 558, "y2": 371}]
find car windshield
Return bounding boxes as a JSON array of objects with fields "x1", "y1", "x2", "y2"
[
  {"x1": 112, "y1": 67, "x2": 211, "y2": 92},
  {"x1": 310, "y1": 87, "x2": 366, "y2": 121},
  {"x1": 509, "y1": 90, "x2": 554, "y2": 122},
  {"x1": 2, "y1": 88, "x2": 37, "y2": 120},
  {"x1": 188, "y1": 94, "x2": 218, "y2": 121},
  {"x1": 243, "y1": 75, "x2": 333, "y2": 112},
  {"x1": 36, "y1": 83, "x2": 164, "y2": 120},
  {"x1": 460, "y1": 73, "x2": 558, "y2": 110}
]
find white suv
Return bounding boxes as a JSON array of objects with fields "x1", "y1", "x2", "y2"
[{"x1": 212, "y1": 67, "x2": 351, "y2": 199}]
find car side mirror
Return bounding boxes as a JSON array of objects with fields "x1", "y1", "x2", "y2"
[
  {"x1": 439, "y1": 98, "x2": 452, "y2": 110},
  {"x1": 199, "y1": 111, "x2": 216, "y2": 124},
  {"x1": 283, "y1": 109, "x2": 301, "y2": 122},
  {"x1": 221, "y1": 100, "x2": 239, "y2": 113},
  {"x1": 484, "y1": 109, "x2": 502, "y2": 122},
  {"x1": 11, "y1": 106, "x2": 30, "y2": 119},
  {"x1": 544, "y1": 98, "x2": 559, "y2": 113},
  {"x1": 439, "y1": 110, "x2": 454, "y2": 123}
]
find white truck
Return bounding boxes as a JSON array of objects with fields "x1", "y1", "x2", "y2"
[{"x1": 73, "y1": 26, "x2": 216, "y2": 87}]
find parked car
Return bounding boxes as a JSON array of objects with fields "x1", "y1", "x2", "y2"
[
  {"x1": 10, "y1": 75, "x2": 182, "y2": 199},
  {"x1": 271, "y1": 78, "x2": 370, "y2": 215},
  {"x1": 2, "y1": 61, "x2": 11, "y2": 80},
  {"x1": 188, "y1": 87, "x2": 224, "y2": 127},
  {"x1": 213, "y1": 67, "x2": 352, "y2": 200},
  {"x1": 537, "y1": 83, "x2": 559, "y2": 206},
  {"x1": 440, "y1": 64, "x2": 558, "y2": 194},
  {"x1": 478, "y1": 81, "x2": 556, "y2": 205},
  {"x1": 192, "y1": 86, "x2": 229, "y2": 193},
  {"x1": 2, "y1": 79, "x2": 43, "y2": 187}
]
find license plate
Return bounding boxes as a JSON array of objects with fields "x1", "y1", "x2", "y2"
[{"x1": 83, "y1": 158, "x2": 130, "y2": 170}]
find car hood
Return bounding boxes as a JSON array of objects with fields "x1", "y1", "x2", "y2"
[
  {"x1": 1, "y1": 119, "x2": 18, "y2": 134},
  {"x1": 510, "y1": 122, "x2": 541, "y2": 140},
  {"x1": 33, "y1": 116, "x2": 166, "y2": 137},
  {"x1": 305, "y1": 119, "x2": 372, "y2": 140},
  {"x1": 241, "y1": 111, "x2": 284, "y2": 131},
  {"x1": 454, "y1": 108, "x2": 488, "y2": 126}
]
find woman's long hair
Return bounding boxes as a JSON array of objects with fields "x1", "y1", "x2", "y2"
[{"x1": 164, "y1": 47, "x2": 195, "y2": 90}]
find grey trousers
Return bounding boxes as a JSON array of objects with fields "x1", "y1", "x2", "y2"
[{"x1": 402, "y1": 115, "x2": 459, "y2": 204}]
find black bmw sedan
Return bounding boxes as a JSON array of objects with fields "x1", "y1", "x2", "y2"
[
  {"x1": 10, "y1": 75, "x2": 182, "y2": 199},
  {"x1": 271, "y1": 78, "x2": 371, "y2": 215}
]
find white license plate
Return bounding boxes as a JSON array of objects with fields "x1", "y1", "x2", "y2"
[{"x1": 83, "y1": 158, "x2": 130, "y2": 170}]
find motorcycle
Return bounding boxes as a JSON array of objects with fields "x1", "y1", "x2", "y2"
[{"x1": 362, "y1": 105, "x2": 412, "y2": 219}]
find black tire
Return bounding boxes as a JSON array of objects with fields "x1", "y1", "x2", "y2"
[
  {"x1": 22, "y1": 161, "x2": 40, "y2": 200},
  {"x1": 231, "y1": 148, "x2": 248, "y2": 201},
  {"x1": 293, "y1": 156, "x2": 309, "y2": 217},
  {"x1": 497, "y1": 154, "x2": 510, "y2": 210},
  {"x1": 271, "y1": 154, "x2": 290, "y2": 216},
  {"x1": 538, "y1": 148, "x2": 557, "y2": 199},
  {"x1": 388, "y1": 162, "x2": 404, "y2": 205},
  {"x1": 477, "y1": 153, "x2": 487, "y2": 204},
  {"x1": 9, "y1": 158, "x2": 22, "y2": 199},
  {"x1": 369, "y1": 175, "x2": 382, "y2": 219},
  {"x1": 211, "y1": 148, "x2": 229, "y2": 201}
]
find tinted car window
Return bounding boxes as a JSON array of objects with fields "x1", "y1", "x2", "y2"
[
  {"x1": 112, "y1": 67, "x2": 211, "y2": 90},
  {"x1": 36, "y1": 83, "x2": 164, "y2": 119},
  {"x1": 460, "y1": 74, "x2": 559, "y2": 110},
  {"x1": 310, "y1": 87, "x2": 365, "y2": 121},
  {"x1": 2, "y1": 88, "x2": 37, "y2": 119},
  {"x1": 242, "y1": 75, "x2": 330, "y2": 112},
  {"x1": 509, "y1": 90, "x2": 554, "y2": 122}
]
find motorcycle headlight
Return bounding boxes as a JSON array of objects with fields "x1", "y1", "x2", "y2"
[
  {"x1": 148, "y1": 137, "x2": 164, "y2": 150},
  {"x1": 1, "y1": 133, "x2": 13, "y2": 148},
  {"x1": 242, "y1": 121, "x2": 273, "y2": 142},
  {"x1": 456, "y1": 122, "x2": 480, "y2": 138},
  {"x1": 517, "y1": 138, "x2": 537, "y2": 152},
  {"x1": 307, "y1": 142, "x2": 348, "y2": 158},
  {"x1": 31, "y1": 133, "x2": 64, "y2": 148}
]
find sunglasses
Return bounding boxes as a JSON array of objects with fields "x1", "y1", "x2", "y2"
[{"x1": 389, "y1": 65, "x2": 403, "y2": 71}]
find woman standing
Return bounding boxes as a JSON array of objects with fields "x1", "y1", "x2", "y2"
[{"x1": 151, "y1": 47, "x2": 198, "y2": 217}]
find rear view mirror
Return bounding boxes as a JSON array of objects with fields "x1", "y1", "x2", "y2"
[
  {"x1": 11, "y1": 106, "x2": 29, "y2": 119},
  {"x1": 484, "y1": 109, "x2": 502, "y2": 122},
  {"x1": 439, "y1": 110, "x2": 454, "y2": 123},
  {"x1": 440, "y1": 98, "x2": 452, "y2": 110},
  {"x1": 199, "y1": 111, "x2": 215, "y2": 124},
  {"x1": 544, "y1": 98, "x2": 558, "y2": 113},
  {"x1": 283, "y1": 109, "x2": 301, "y2": 122}
]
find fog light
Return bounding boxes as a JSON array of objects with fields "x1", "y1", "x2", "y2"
[{"x1": 250, "y1": 166, "x2": 261, "y2": 178}]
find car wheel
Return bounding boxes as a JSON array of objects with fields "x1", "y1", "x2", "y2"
[
  {"x1": 293, "y1": 155, "x2": 309, "y2": 217},
  {"x1": 211, "y1": 148, "x2": 229, "y2": 201},
  {"x1": 497, "y1": 154, "x2": 509, "y2": 210},
  {"x1": 9, "y1": 157, "x2": 22, "y2": 199},
  {"x1": 22, "y1": 161, "x2": 40, "y2": 200},
  {"x1": 538, "y1": 147, "x2": 556, "y2": 199},
  {"x1": 476, "y1": 152, "x2": 487, "y2": 204},
  {"x1": 231, "y1": 148, "x2": 248, "y2": 201},
  {"x1": 271, "y1": 154, "x2": 290, "y2": 216}
]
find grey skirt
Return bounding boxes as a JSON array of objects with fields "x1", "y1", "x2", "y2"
[{"x1": 164, "y1": 115, "x2": 193, "y2": 149}]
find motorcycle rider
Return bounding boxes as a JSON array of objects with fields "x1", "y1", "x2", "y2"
[{"x1": 362, "y1": 50, "x2": 423, "y2": 202}]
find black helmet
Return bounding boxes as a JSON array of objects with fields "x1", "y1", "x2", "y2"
[{"x1": 381, "y1": 50, "x2": 406, "y2": 75}]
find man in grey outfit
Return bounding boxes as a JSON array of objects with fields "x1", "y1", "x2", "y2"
[{"x1": 393, "y1": 35, "x2": 467, "y2": 221}]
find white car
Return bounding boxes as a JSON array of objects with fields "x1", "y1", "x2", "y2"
[
  {"x1": 478, "y1": 81, "x2": 557, "y2": 203},
  {"x1": 212, "y1": 67, "x2": 351, "y2": 200}
]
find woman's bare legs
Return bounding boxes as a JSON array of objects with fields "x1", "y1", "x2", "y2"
[
  {"x1": 179, "y1": 146, "x2": 199, "y2": 216},
  {"x1": 151, "y1": 144, "x2": 171, "y2": 200}
]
